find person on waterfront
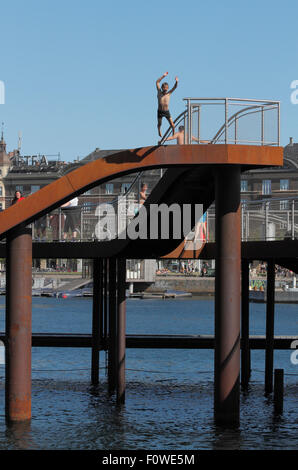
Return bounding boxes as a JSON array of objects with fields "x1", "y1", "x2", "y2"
[
  {"x1": 139, "y1": 183, "x2": 148, "y2": 205},
  {"x1": 11, "y1": 190, "x2": 25, "y2": 205},
  {"x1": 61, "y1": 197, "x2": 80, "y2": 241},
  {"x1": 134, "y1": 182, "x2": 148, "y2": 216},
  {"x1": 156, "y1": 72, "x2": 178, "y2": 138},
  {"x1": 49, "y1": 211, "x2": 65, "y2": 241},
  {"x1": 163, "y1": 125, "x2": 210, "y2": 145},
  {"x1": 35, "y1": 215, "x2": 47, "y2": 241}
]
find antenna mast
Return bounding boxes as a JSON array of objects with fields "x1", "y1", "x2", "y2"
[{"x1": 18, "y1": 131, "x2": 22, "y2": 153}]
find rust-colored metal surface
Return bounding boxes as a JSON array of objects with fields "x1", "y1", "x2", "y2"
[
  {"x1": 214, "y1": 166, "x2": 241, "y2": 425},
  {"x1": 91, "y1": 259, "x2": 102, "y2": 385},
  {"x1": 0, "y1": 145, "x2": 283, "y2": 238},
  {"x1": 5, "y1": 228, "x2": 32, "y2": 422},
  {"x1": 162, "y1": 239, "x2": 206, "y2": 259},
  {"x1": 116, "y1": 258, "x2": 126, "y2": 405}
]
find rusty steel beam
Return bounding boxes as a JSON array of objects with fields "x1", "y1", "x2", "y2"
[
  {"x1": 0, "y1": 145, "x2": 283, "y2": 239},
  {"x1": 91, "y1": 259, "x2": 103, "y2": 385},
  {"x1": 214, "y1": 165, "x2": 241, "y2": 425},
  {"x1": 108, "y1": 258, "x2": 117, "y2": 394},
  {"x1": 241, "y1": 259, "x2": 251, "y2": 389},
  {"x1": 116, "y1": 258, "x2": 127, "y2": 405},
  {"x1": 265, "y1": 260, "x2": 275, "y2": 395},
  {"x1": 5, "y1": 227, "x2": 32, "y2": 422}
]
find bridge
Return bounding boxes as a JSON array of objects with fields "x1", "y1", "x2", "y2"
[{"x1": 2, "y1": 97, "x2": 290, "y2": 426}]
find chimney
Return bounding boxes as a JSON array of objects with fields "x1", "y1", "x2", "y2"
[{"x1": 289, "y1": 137, "x2": 293, "y2": 146}]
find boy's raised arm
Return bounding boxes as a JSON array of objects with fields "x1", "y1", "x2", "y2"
[
  {"x1": 156, "y1": 71, "x2": 168, "y2": 90},
  {"x1": 169, "y1": 76, "x2": 178, "y2": 94}
]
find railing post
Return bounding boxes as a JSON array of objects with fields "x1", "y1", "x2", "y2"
[
  {"x1": 58, "y1": 208, "x2": 62, "y2": 241},
  {"x1": 234, "y1": 117, "x2": 238, "y2": 144},
  {"x1": 261, "y1": 107, "x2": 264, "y2": 145},
  {"x1": 80, "y1": 208, "x2": 83, "y2": 241},
  {"x1": 225, "y1": 99, "x2": 229, "y2": 144},
  {"x1": 291, "y1": 199, "x2": 295, "y2": 240},
  {"x1": 277, "y1": 103, "x2": 280, "y2": 146},
  {"x1": 187, "y1": 100, "x2": 191, "y2": 145},
  {"x1": 265, "y1": 202, "x2": 269, "y2": 240},
  {"x1": 198, "y1": 105, "x2": 201, "y2": 143}
]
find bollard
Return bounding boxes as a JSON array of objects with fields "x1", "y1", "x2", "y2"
[{"x1": 273, "y1": 369, "x2": 284, "y2": 415}]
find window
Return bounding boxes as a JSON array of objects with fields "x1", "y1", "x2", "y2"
[
  {"x1": 280, "y1": 179, "x2": 289, "y2": 191},
  {"x1": 241, "y1": 180, "x2": 248, "y2": 192},
  {"x1": 83, "y1": 201, "x2": 93, "y2": 213},
  {"x1": 262, "y1": 180, "x2": 271, "y2": 195},
  {"x1": 121, "y1": 183, "x2": 130, "y2": 193},
  {"x1": 31, "y1": 185, "x2": 40, "y2": 194},
  {"x1": 280, "y1": 200, "x2": 289, "y2": 210},
  {"x1": 105, "y1": 183, "x2": 114, "y2": 194},
  {"x1": 0, "y1": 186, "x2": 2, "y2": 196},
  {"x1": 16, "y1": 185, "x2": 23, "y2": 193}
]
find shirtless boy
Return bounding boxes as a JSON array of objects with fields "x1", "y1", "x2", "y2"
[
  {"x1": 164, "y1": 126, "x2": 210, "y2": 145},
  {"x1": 156, "y1": 72, "x2": 178, "y2": 137}
]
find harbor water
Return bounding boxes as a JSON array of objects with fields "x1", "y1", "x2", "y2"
[{"x1": 0, "y1": 297, "x2": 297, "y2": 450}]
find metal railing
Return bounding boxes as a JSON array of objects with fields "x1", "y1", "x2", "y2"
[
  {"x1": 31, "y1": 169, "x2": 163, "y2": 242},
  {"x1": 160, "y1": 97, "x2": 280, "y2": 146},
  {"x1": 206, "y1": 197, "x2": 298, "y2": 243},
  {"x1": 9, "y1": 96, "x2": 281, "y2": 246}
]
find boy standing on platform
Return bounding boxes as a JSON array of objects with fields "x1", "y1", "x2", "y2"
[{"x1": 156, "y1": 72, "x2": 178, "y2": 137}]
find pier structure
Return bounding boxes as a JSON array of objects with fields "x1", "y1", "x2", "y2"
[{"x1": 0, "y1": 97, "x2": 287, "y2": 425}]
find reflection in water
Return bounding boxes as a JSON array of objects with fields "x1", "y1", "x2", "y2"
[
  {"x1": 5, "y1": 420, "x2": 36, "y2": 450},
  {"x1": 212, "y1": 424, "x2": 242, "y2": 450}
]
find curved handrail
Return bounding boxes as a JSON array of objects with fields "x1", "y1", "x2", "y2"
[
  {"x1": 211, "y1": 104, "x2": 277, "y2": 144},
  {"x1": 159, "y1": 101, "x2": 279, "y2": 146},
  {"x1": 0, "y1": 145, "x2": 225, "y2": 238}
]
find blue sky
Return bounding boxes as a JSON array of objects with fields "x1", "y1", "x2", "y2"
[{"x1": 1, "y1": 0, "x2": 298, "y2": 161}]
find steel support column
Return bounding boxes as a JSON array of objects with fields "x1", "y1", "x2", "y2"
[
  {"x1": 265, "y1": 260, "x2": 275, "y2": 394},
  {"x1": 241, "y1": 259, "x2": 251, "y2": 389},
  {"x1": 103, "y1": 259, "x2": 108, "y2": 345},
  {"x1": 108, "y1": 258, "x2": 117, "y2": 394},
  {"x1": 214, "y1": 166, "x2": 241, "y2": 425},
  {"x1": 91, "y1": 258, "x2": 103, "y2": 385},
  {"x1": 116, "y1": 258, "x2": 126, "y2": 404},
  {"x1": 5, "y1": 227, "x2": 32, "y2": 422}
]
